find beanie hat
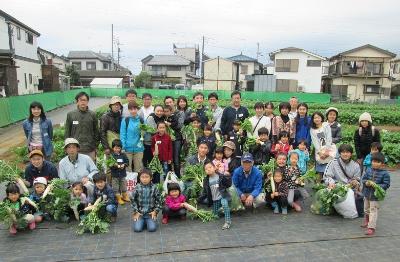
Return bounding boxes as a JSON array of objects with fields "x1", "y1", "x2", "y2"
[
  {"x1": 325, "y1": 107, "x2": 339, "y2": 117},
  {"x1": 359, "y1": 112, "x2": 372, "y2": 124}
]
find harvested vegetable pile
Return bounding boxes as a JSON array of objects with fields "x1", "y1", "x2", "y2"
[
  {"x1": 149, "y1": 155, "x2": 163, "y2": 175},
  {"x1": 311, "y1": 183, "x2": 349, "y2": 215},
  {"x1": 184, "y1": 202, "x2": 217, "y2": 223},
  {"x1": 76, "y1": 198, "x2": 109, "y2": 234},
  {"x1": 0, "y1": 160, "x2": 28, "y2": 194},
  {"x1": 182, "y1": 164, "x2": 205, "y2": 200}
]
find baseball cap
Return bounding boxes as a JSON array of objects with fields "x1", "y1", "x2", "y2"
[
  {"x1": 64, "y1": 138, "x2": 80, "y2": 148},
  {"x1": 33, "y1": 177, "x2": 47, "y2": 186},
  {"x1": 241, "y1": 152, "x2": 254, "y2": 162},
  {"x1": 29, "y1": 149, "x2": 44, "y2": 158}
]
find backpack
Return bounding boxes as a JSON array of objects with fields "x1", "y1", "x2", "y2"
[{"x1": 358, "y1": 126, "x2": 376, "y2": 137}]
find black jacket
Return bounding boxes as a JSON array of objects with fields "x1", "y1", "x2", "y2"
[
  {"x1": 251, "y1": 141, "x2": 272, "y2": 165},
  {"x1": 24, "y1": 160, "x2": 59, "y2": 186},
  {"x1": 100, "y1": 110, "x2": 122, "y2": 149},
  {"x1": 354, "y1": 126, "x2": 380, "y2": 159},
  {"x1": 185, "y1": 105, "x2": 209, "y2": 129},
  {"x1": 227, "y1": 131, "x2": 246, "y2": 157},
  {"x1": 110, "y1": 152, "x2": 129, "y2": 178},
  {"x1": 198, "y1": 173, "x2": 232, "y2": 207},
  {"x1": 165, "y1": 113, "x2": 182, "y2": 141},
  {"x1": 227, "y1": 157, "x2": 241, "y2": 174},
  {"x1": 197, "y1": 135, "x2": 216, "y2": 159},
  {"x1": 220, "y1": 106, "x2": 249, "y2": 135},
  {"x1": 92, "y1": 184, "x2": 117, "y2": 206}
]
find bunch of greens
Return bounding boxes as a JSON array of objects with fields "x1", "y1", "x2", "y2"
[
  {"x1": 311, "y1": 183, "x2": 349, "y2": 215},
  {"x1": 76, "y1": 198, "x2": 109, "y2": 234},
  {"x1": 184, "y1": 202, "x2": 217, "y2": 223},
  {"x1": 166, "y1": 126, "x2": 176, "y2": 141},
  {"x1": 40, "y1": 178, "x2": 73, "y2": 222},
  {"x1": 367, "y1": 181, "x2": 386, "y2": 201},
  {"x1": 182, "y1": 125, "x2": 198, "y2": 157},
  {"x1": 259, "y1": 159, "x2": 275, "y2": 176},
  {"x1": 296, "y1": 169, "x2": 319, "y2": 186},
  {"x1": 182, "y1": 164, "x2": 205, "y2": 200},
  {"x1": 0, "y1": 160, "x2": 28, "y2": 194},
  {"x1": 243, "y1": 137, "x2": 256, "y2": 153},
  {"x1": 240, "y1": 118, "x2": 253, "y2": 133},
  {"x1": 0, "y1": 200, "x2": 28, "y2": 229},
  {"x1": 149, "y1": 155, "x2": 163, "y2": 175},
  {"x1": 139, "y1": 123, "x2": 156, "y2": 142}
]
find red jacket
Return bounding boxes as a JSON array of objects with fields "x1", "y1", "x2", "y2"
[
  {"x1": 151, "y1": 133, "x2": 173, "y2": 162},
  {"x1": 271, "y1": 141, "x2": 291, "y2": 156}
]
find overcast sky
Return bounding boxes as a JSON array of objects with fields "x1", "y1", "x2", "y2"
[{"x1": 3, "y1": 0, "x2": 400, "y2": 73}]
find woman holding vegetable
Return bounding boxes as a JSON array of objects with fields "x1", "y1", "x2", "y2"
[
  {"x1": 23, "y1": 101, "x2": 53, "y2": 160},
  {"x1": 271, "y1": 102, "x2": 296, "y2": 145}
]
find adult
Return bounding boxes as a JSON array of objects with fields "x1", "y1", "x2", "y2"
[
  {"x1": 22, "y1": 101, "x2": 53, "y2": 160},
  {"x1": 249, "y1": 102, "x2": 271, "y2": 138},
  {"x1": 288, "y1": 96, "x2": 298, "y2": 120},
  {"x1": 220, "y1": 91, "x2": 249, "y2": 137},
  {"x1": 232, "y1": 153, "x2": 264, "y2": 208},
  {"x1": 271, "y1": 102, "x2": 296, "y2": 144},
  {"x1": 164, "y1": 96, "x2": 184, "y2": 177},
  {"x1": 65, "y1": 91, "x2": 99, "y2": 161},
  {"x1": 176, "y1": 96, "x2": 191, "y2": 123},
  {"x1": 294, "y1": 103, "x2": 311, "y2": 147},
  {"x1": 186, "y1": 92, "x2": 208, "y2": 128},
  {"x1": 122, "y1": 89, "x2": 138, "y2": 118},
  {"x1": 185, "y1": 141, "x2": 210, "y2": 166},
  {"x1": 207, "y1": 92, "x2": 223, "y2": 131},
  {"x1": 138, "y1": 93, "x2": 154, "y2": 121},
  {"x1": 24, "y1": 150, "x2": 58, "y2": 187},
  {"x1": 100, "y1": 96, "x2": 122, "y2": 155},
  {"x1": 59, "y1": 138, "x2": 98, "y2": 196},
  {"x1": 223, "y1": 141, "x2": 240, "y2": 174},
  {"x1": 264, "y1": 102, "x2": 275, "y2": 140},
  {"x1": 325, "y1": 107, "x2": 342, "y2": 144},
  {"x1": 143, "y1": 104, "x2": 165, "y2": 167},
  {"x1": 120, "y1": 101, "x2": 144, "y2": 172},
  {"x1": 310, "y1": 112, "x2": 333, "y2": 176}
]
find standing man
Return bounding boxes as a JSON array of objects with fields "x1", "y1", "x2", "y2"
[
  {"x1": 65, "y1": 91, "x2": 99, "y2": 161},
  {"x1": 100, "y1": 96, "x2": 122, "y2": 155},
  {"x1": 220, "y1": 91, "x2": 249, "y2": 137},
  {"x1": 122, "y1": 89, "x2": 138, "y2": 118},
  {"x1": 207, "y1": 92, "x2": 223, "y2": 131},
  {"x1": 289, "y1": 96, "x2": 298, "y2": 120},
  {"x1": 138, "y1": 93, "x2": 154, "y2": 121}
]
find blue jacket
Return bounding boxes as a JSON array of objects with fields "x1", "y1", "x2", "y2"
[
  {"x1": 22, "y1": 118, "x2": 53, "y2": 157},
  {"x1": 295, "y1": 116, "x2": 311, "y2": 147},
  {"x1": 92, "y1": 184, "x2": 117, "y2": 206},
  {"x1": 290, "y1": 149, "x2": 310, "y2": 174},
  {"x1": 120, "y1": 116, "x2": 144, "y2": 153},
  {"x1": 232, "y1": 166, "x2": 262, "y2": 198},
  {"x1": 362, "y1": 168, "x2": 390, "y2": 201}
]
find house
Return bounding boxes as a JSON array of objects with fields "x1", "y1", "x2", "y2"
[
  {"x1": 0, "y1": 9, "x2": 42, "y2": 96},
  {"x1": 38, "y1": 47, "x2": 70, "y2": 91},
  {"x1": 141, "y1": 55, "x2": 198, "y2": 88},
  {"x1": 227, "y1": 54, "x2": 263, "y2": 91},
  {"x1": 322, "y1": 44, "x2": 396, "y2": 102},
  {"x1": 269, "y1": 47, "x2": 327, "y2": 93},
  {"x1": 90, "y1": 78, "x2": 123, "y2": 89},
  {"x1": 390, "y1": 56, "x2": 400, "y2": 97},
  {"x1": 203, "y1": 57, "x2": 238, "y2": 91},
  {"x1": 68, "y1": 50, "x2": 132, "y2": 87}
]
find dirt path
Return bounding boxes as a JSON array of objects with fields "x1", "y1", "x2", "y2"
[{"x1": 0, "y1": 98, "x2": 109, "y2": 161}]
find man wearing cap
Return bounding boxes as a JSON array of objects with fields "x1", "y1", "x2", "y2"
[
  {"x1": 65, "y1": 92, "x2": 99, "y2": 161},
  {"x1": 24, "y1": 150, "x2": 58, "y2": 187},
  {"x1": 59, "y1": 138, "x2": 98, "y2": 196},
  {"x1": 100, "y1": 96, "x2": 123, "y2": 155},
  {"x1": 232, "y1": 153, "x2": 264, "y2": 208}
]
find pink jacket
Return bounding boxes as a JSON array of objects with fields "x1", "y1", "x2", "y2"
[
  {"x1": 165, "y1": 194, "x2": 186, "y2": 210},
  {"x1": 213, "y1": 159, "x2": 228, "y2": 174}
]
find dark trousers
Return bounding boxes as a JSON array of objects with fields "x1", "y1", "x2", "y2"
[
  {"x1": 173, "y1": 139, "x2": 182, "y2": 177},
  {"x1": 162, "y1": 206, "x2": 186, "y2": 217},
  {"x1": 265, "y1": 194, "x2": 288, "y2": 208},
  {"x1": 143, "y1": 144, "x2": 152, "y2": 168}
]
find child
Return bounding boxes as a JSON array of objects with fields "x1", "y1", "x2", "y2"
[
  {"x1": 197, "y1": 124, "x2": 216, "y2": 160},
  {"x1": 162, "y1": 183, "x2": 187, "y2": 224},
  {"x1": 285, "y1": 151, "x2": 303, "y2": 212},
  {"x1": 131, "y1": 168, "x2": 162, "y2": 232},
  {"x1": 295, "y1": 139, "x2": 310, "y2": 175},
  {"x1": 294, "y1": 103, "x2": 311, "y2": 147},
  {"x1": 251, "y1": 127, "x2": 272, "y2": 166},
  {"x1": 213, "y1": 147, "x2": 229, "y2": 175},
  {"x1": 265, "y1": 170, "x2": 289, "y2": 214},
  {"x1": 361, "y1": 152, "x2": 390, "y2": 235},
  {"x1": 4, "y1": 183, "x2": 37, "y2": 235},
  {"x1": 271, "y1": 131, "x2": 291, "y2": 157},
  {"x1": 363, "y1": 142, "x2": 384, "y2": 169},
  {"x1": 275, "y1": 152, "x2": 288, "y2": 175},
  {"x1": 110, "y1": 139, "x2": 130, "y2": 205},
  {"x1": 151, "y1": 122, "x2": 173, "y2": 184},
  {"x1": 199, "y1": 161, "x2": 232, "y2": 230},
  {"x1": 29, "y1": 177, "x2": 47, "y2": 223},
  {"x1": 227, "y1": 120, "x2": 246, "y2": 159},
  {"x1": 354, "y1": 112, "x2": 380, "y2": 165},
  {"x1": 69, "y1": 182, "x2": 88, "y2": 221},
  {"x1": 191, "y1": 116, "x2": 204, "y2": 139},
  {"x1": 91, "y1": 173, "x2": 118, "y2": 222}
]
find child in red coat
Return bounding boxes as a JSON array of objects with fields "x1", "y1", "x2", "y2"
[
  {"x1": 272, "y1": 131, "x2": 292, "y2": 157},
  {"x1": 162, "y1": 183, "x2": 187, "y2": 224},
  {"x1": 151, "y1": 122, "x2": 173, "y2": 183}
]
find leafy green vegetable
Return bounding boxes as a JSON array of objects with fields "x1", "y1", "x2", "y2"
[
  {"x1": 259, "y1": 158, "x2": 275, "y2": 175},
  {"x1": 185, "y1": 203, "x2": 217, "y2": 222},
  {"x1": 370, "y1": 181, "x2": 386, "y2": 201},
  {"x1": 243, "y1": 137, "x2": 256, "y2": 153},
  {"x1": 182, "y1": 164, "x2": 205, "y2": 200},
  {"x1": 240, "y1": 118, "x2": 253, "y2": 133},
  {"x1": 76, "y1": 201, "x2": 109, "y2": 235},
  {"x1": 40, "y1": 179, "x2": 72, "y2": 222},
  {"x1": 311, "y1": 183, "x2": 349, "y2": 215},
  {"x1": 149, "y1": 155, "x2": 163, "y2": 175},
  {"x1": 166, "y1": 126, "x2": 176, "y2": 141}
]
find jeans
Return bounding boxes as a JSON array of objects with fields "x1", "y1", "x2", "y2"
[
  {"x1": 173, "y1": 139, "x2": 182, "y2": 177},
  {"x1": 106, "y1": 204, "x2": 117, "y2": 217},
  {"x1": 213, "y1": 198, "x2": 231, "y2": 224},
  {"x1": 132, "y1": 214, "x2": 158, "y2": 232}
]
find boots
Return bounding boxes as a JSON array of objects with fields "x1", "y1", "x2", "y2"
[
  {"x1": 365, "y1": 228, "x2": 375, "y2": 236},
  {"x1": 122, "y1": 192, "x2": 131, "y2": 202},
  {"x1": 361, "y1": 215, "x2": 369, "y2": 228},
  {"x1": 162, "y1": 214, "x2": 168, "y2": 224},
  {"x1": 115, "y1": 194, "x2": 125, "y2": 205}
]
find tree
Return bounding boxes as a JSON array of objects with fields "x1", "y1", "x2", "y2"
[
  {"x1": 134, "y1": 71, "x2": 152, "y2": 88},
  {"x1": 65, "y1": 65, "x2": 80, "y2": 86}
]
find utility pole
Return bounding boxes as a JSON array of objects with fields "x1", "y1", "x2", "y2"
[
  {"x1": 116, "y1": 39, "x2": 121, "y2": 70},
  {"x1": 201, "y1": 36, "x2": 205, "y2": 84},
  {"x1": 256, "y1": 42, "x2": 260, "y2": 61},
  {"x1": 111, "y1": 24, "x2": 114, "y2": 70}
]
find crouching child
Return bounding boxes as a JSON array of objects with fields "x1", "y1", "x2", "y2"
[
  {"x1": 162, "y1": 183, "x2": 187, "y2": 224},
  {"x1": 91, "y1": 173, "x2": 118, "y2": 222},
  {"x1": 29, "y1": 177, "x2": 49, "y2": 223},
  {"x1": 265, "y1": 170, "x2": 289, "y2": 214}
]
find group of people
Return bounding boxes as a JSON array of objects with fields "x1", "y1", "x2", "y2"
[{"x1": 3, "y1": 90, "x2": 390, "y2": 236}]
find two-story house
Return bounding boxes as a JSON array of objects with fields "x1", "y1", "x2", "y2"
[
  {"x1": 390, "y1": 56, "x2": 400, "y2": 98},
  {"x1": 0, "y1": 9, "x2": 42, "y2": 96},
  {"x1": 141, "y1": 55, "x2": 197, "y2": 88},
  {"x1": 227, "y1": 54, "x2": 263, "y2": 91},
  {"x1": 269, "y1": 47, "x2": 327, "y2": 93},
  {"x1": 322, "y1": 44, "x2": 396, "y2": 102},
  {"x1": 38, "y1": 47, "x2": 70, "y2": 91}
]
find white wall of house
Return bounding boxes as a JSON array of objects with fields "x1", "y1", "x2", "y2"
[
  {"x1": 69, "y1": 58, "x2": 111, "y2": 70},
  {"x1": 10, "y1": 23, "x2": 39, "y2": 61},
  {"x1": 274, "y1": 51, "x2": 325, "y2": 93},
  {"x1": 0, "y1": 17, "x2": 9, "y2": 50},
  {"x1": 15, "y1": 58, "x2": 42, "y2": 94}
]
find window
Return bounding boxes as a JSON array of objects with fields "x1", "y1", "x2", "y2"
[
  {"x1": 72, "y1": 62, "x2": 81, "y2": 70},
  {"x1": 86, "y1": 62, "x2": 96, "y2": 70},
  {"x1": 24, "y1": 73, "x2": 27, "y2": 89},
  {"x1": 166, "y1": 66, "x2": 181, "y2": 71},
  {"x1": 29, "y1": 74, "x2": 32, "y2": 84},
  {"x1": 275, "y1": 59, "x2": 299, "y2": 72},
  {"x1": 364, "y1": 85, "x2": 380, "y2": 94},
  {"x1": 103, "y1": 63, "x2": 109, "y2": 70},
  {"x1": 307, "y1": 60, "x2": 321, "y2": 67},
  {"x1": 17, "y1": 27, "x2": 21, "y2": 40},
  {"x1": 276, "y1": 79, "x2": 298, "y2": 92},
  {"x1": 366, "y1": 63, "x2": 382, "y2": 75},
  {"x1": 25, "y1": 31, "x2": 33, "y2": 44},
  {"x1": 241, "y1": 65, "x2": 248, "y2": 74}
]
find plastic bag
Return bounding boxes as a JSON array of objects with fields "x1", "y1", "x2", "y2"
[
  {"x1": 126, "y1": 172, "x2": 138, "y2": 193},
  {"x1": 228, "y1": 186, "x2": 245, "y2": 212},
  {"x1": 163, "y1": 171, "x2": 184, "y2": 194},
  {"x1": 333, "y1": 189, "x2": 358, "y2": 219}
]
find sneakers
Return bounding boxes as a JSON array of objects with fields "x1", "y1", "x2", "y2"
[
  {"x1": 162, "y1": 215, "x2": 168, "y2": 224},
  {"x1": 292, "y1": 201, "x2": 302, "y2": 212},
  {"x1": 281, "y1": 207, "x2": 288, "y2": 215},
  {"x1": 365, "y1": 228, "x2": 375, "y2": 236},
  {"x1": 9, "y1": 225, "x2": 17, "y2": 235},
  {"x1": 361, "y1": 215, "x2": 369, "y2": 228},
  {"x1": 28, "y1": 221, "x2": 36, "y2": 230},
  {"x1": 222, "y1": 222, "x2": 231, "y2": 230},
  {"x1": 271, "y1": 202, "x2": 279, "y2": 214}
]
